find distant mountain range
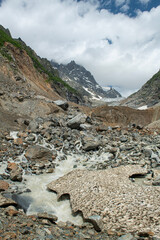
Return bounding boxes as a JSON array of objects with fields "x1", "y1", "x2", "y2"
[{"x1": 51, "y1": 60, "x2": 122, "y2": 100}]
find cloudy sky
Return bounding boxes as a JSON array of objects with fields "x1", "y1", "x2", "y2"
[{"x1": 0, "y1": 0, "x2": 160, "y2": 96}]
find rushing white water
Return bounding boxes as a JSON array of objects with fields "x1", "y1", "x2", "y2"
[{"x1": 23, "y1": 154, "x2": 84, "y2": 225}]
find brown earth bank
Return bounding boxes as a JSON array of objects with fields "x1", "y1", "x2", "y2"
[{"x1": 91, "y1": 105, "x2": 160, "y2": 128}]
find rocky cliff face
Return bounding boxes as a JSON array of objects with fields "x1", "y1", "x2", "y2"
[
  {"x1": 51, "y1": 60, "x2": 121, "y2": 100},
  {"x1": 121, "y1": 70, "x2": 160, "y2": 108}
]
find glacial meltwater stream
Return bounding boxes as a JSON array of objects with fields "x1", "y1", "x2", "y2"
[
  {"x1": 23, "y1": 155, "x2": 84, "y2": 225},
  {"x1": 2, "y1": 131, "x2": 110, "y2": 226}
]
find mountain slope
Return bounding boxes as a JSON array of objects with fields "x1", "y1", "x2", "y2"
[
  {"x1": 0, "y1": 25, "x2": 83, "y2": 104},
  {"x1": 0, "y1": 25, "x2": 86, "y2": 130},
  {"x1": 51, "y1": 60, "x2": 121, "y2": 100},
  {"x1": 121, "y1": 70, "x2": 160, "y2": 108}
]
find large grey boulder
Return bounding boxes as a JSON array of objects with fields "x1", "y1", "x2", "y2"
[
  {"x1": 82, "y1": 136, "x2": 100, "y2": 151},
  {"x1": 54, "y1": 100, "x2": 68, "y2": 111},
  {"x1": 25, "y1": 145, "x2": 53, "y2": 162},
  {"x1": 67, "y1": 113, "x2": 87, "y2": 129}
]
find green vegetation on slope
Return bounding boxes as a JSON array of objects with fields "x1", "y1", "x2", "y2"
[
  {"x1": 146, "y1": 70, "x2": 160, "y2": 85},
  {"x1": 0, "y1": 27, "x2": 77, "y2": 94}
]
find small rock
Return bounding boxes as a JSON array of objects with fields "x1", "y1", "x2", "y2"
[
  {"x1": 26, "y1": 134, "x2": 35, "y2": 141},
  {"x1": 107, "y1": 229, "x2": 115, "y2": 235},
  {"x1": 0, "y1": 194, "x2": 17, "y2": 207},
  {"x1": 87, "y1": 215, "x2": 102, "y2": 231},
  {"x1": 152, "y1": 175, "x2": 160, "y2": 186},
  {"x1": 10, "y1": 168, "x2": 23, "y2": 182},
  {"x1": 80, "y1": 123, "x2": 92, "y2": 130},
  {"x1": 28, "y1": 120, "x2": 38, "y2": 132},
  {"x1": 118, "y1": 233, "x2": 133, "y2": 240},
  {"x1": 37, "y1": 212, "x2": 58, "y2": 223},
  {"x1": 0, "y1": 90, "x2": 4, "y2": 96},
  {"x1": 5, "y1": 206, "x2": 18, "y2": 216},
  {"x1": 46, "y1": 168, "x2": 54, "y2": 173},
  {"x1": 7, "y1": 162, "x2": 18, "y2": 172},
  {"x1": 138, "y1": 232, "x2": 150, "y2": 237},
  {"x1": 96, "y1": 125, "x2": 108, "y2": 132},
  {"x1": 0, "y1": 180, "x2": 9, "y2": 191},
  {"x1": 120, "y1": 136, "x2": 128, "y2": 142},
  {"x1": 14, "y1": 138, "x2": 23, "y2": 145}
]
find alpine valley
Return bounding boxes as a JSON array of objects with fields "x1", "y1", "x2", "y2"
[{"x1": 0, "y1": 25, "x2": 160, "y2": 240}]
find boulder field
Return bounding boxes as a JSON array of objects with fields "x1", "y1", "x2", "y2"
[{"x1": 0, "y1": 106, "x2": 160, "y2": 239}]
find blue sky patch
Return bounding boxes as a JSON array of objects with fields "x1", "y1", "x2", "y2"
[{"x1": 76, "y1": 0, "x2": 160, "y2": 17}]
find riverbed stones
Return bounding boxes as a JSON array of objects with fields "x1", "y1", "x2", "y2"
[
  {"x1": 25, "y1": 145, "x2": 53, "y2": 162},
  {"x1": 48, "y1": 165, "x2": 160, "y2": 235}
]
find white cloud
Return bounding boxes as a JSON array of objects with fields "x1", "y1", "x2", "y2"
[
  {"x1": 120, "y1": 4, "x2": 130, "y2": 12},
  {"x1": 115, "y1": 0, "x2": 127, "y2": 7},
  {"x1": 0, "y1": 0, "x2": 160, "y2": 96}
]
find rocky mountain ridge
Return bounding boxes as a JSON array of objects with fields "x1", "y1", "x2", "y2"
[
  {"x1": 121, "y1": 70, "x2": 160, "y2": 108},
  {"x1": 102, "y1": 87, "x2": 122, "y2": 98},
  {"x1": 51, "y1": 60, "x2": 122, "y2": 101}
]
